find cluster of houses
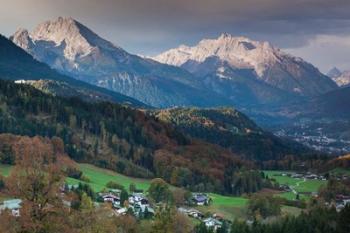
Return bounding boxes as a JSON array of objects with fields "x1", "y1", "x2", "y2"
[
  {"x1": 279, "y1": 171, "x2": 349, "y2": 182},
  {"x1": 98, "y1": 190, "x2": 155, "y2": 218},
  {"x1": 177, "y1": 193, "x2": 228, "y2": 232},
  {"x1": 178, "y1": 207, "x2": 225, "y2": 231},
  {"x1": 280, "y1": 172, "x2": 327, "y2": 181}
]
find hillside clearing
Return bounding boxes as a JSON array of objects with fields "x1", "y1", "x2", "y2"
[{"x1": 264, "y1": 170, "x2": 327, "y2": 200}]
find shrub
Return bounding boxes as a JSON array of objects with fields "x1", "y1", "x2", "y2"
[
  {"x1": 106, "y1": 181, "x2": 124, "y2": 190},
  {"x1": 247, "y1": 194, "x2": 281, "y2": 219},
  {"x1": 0, "y1": 176, "x2": 5, "y2": 190},
  {"x1": 66, "y1": 167, "x2": 83, "y2": 179},
  {"x1": 148, "y1": 178, "x2": 172, "y2": 203}
]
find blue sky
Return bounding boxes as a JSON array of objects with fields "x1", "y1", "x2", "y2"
[{"x1": 0, "y1": 0, "x2": 350, "y2": 72}]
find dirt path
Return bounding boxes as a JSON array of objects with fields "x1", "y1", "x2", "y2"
[{"x1": 290, "y1": 178, "x2": 306, "y2": 194}]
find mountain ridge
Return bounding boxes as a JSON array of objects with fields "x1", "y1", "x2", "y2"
[
  {"x1": 153, "y1": 33, "x2": 338, "y2": 97},
  {"x1": 0, "y1": 33, "x2": 147, "y2": 107},
  {"x1": 11, "y1": 17, "x2": 233, "y2": 108}
]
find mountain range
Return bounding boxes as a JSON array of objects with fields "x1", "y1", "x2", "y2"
[
  {"x1": 11, "y1": 17, "x2": 338, "y2": 110},
  {"x1": 11, "y1": 17, "x2": 230, "y2": 108},
  {"x1": 3, "y1": 16, "x2": 350, "y2": 154},
  {"x1": 153, "y1": 33, "x2": 338, "y2": 98}
]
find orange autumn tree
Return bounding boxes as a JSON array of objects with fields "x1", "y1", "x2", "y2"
[{"x1": 3, "y1": 136, "x2": 70, "y2": 233}]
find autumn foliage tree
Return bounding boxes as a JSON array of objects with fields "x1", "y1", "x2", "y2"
[{"x1": 2, "y1": 136, "x2": 68, "y2": 233}]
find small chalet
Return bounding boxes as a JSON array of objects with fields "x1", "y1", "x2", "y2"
[
  {"x1": 203, "y1": 217, "x2": 223, "y2": 231},
  {"x1": 129, "y1": 193, "x2": 149, "y2": 206},
  {"x1": 192, "y1": 193, "x2": 211, "y2": 206},
  {"x1": 0, "y1": 199, "x2": 22, "y2": 217},
  {"x1": 178, "y1": 207, "x2": 204, "y2": 219},
  {"x1": 100, "y1": 193, "x2": 120, "y2": 205}
]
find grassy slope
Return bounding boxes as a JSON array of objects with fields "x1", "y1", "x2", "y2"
[
  {"x1": 66, "y1": 164, "x2": 152, "y2": 191},
  {"x1": 0, "y1": 164, "x2": 12, "y2": 177},
  {"x1": 264, "y1": 170, "x2": 327, "y2": 200},
  {"x1": 1, "y1": 164, "x2": 306, "y2": 220},
  {"x1": 197, "y1": 194, "x2": 248, "y2": 220},
  {"x1": 1, "y1": 163, "x2": 248, "y2": 219},
  {"x1": 70, "y1": 164, "x2": 249, "y2": 219},
  {"x1": 52, "y1": 164, "x2": 306, "y2": 220}
]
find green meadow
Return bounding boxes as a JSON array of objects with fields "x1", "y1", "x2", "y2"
[
  {"x1": 264, "y1": 170, "x2": 327, "y2": 200},
  {"x1": 69, "y1": 164, "x2": 250, "y2": 219},
  {"x1": 66, "y1": 164, "x2": 152, "y2": 192},
  {"x1": 3, "y1": 164, "x2": 318, "y2": 220},
  {"x1": 1, "y1": 163, "x2": 248, "y2": 219},
  {"x1": 0, "y1": 164, "x2": 12, "y2": 177}
]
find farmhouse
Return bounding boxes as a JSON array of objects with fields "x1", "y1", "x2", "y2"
[
  {"x1": 99, "y1": 193, "x2": 121, "y2": 206},
  {"x1": 178, "y1": 207, "x2": 204, "y2": 219},
  {"x1": 203, "y1": 217, "x2": 223, "y2": 231},
  {"x1": 129, "y1": 193, "x2": 149, "y2": 206},
  {"x1": 192, "y1": 193, "x2": 211, "y2": 205},
  {"x1": 0, "y1": 199, "x2": 22, "y2": 217}
]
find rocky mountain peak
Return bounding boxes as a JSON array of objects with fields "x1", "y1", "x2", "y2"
[
  {"x1": 327, "y1": 67, "x2": 342, "y2": 78},
  {"x1": 12, "y1": 17, "x2": 123, "y2": 63},
  {"x1": 153, "y1": 33, "x2": 338, "y2": 97},
  {"x1": 11, "y1": 28, "x2": 32, "y2": 50},
  {"x1": 154, "y1": 33, "x2": 280, "y2": 77}
]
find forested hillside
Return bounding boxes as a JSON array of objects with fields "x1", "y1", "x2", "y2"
[
  {"x1": 152, "y1": 108, "x2": 311, "y2": 161},
  {"x1": 0, "y1": 80, "x2": 267, "y2": 194}
]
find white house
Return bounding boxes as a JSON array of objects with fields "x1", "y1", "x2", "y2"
[
  {"x1": 203, "y1": 217, "x2": 223, "y2": 231},
  {"x1": 0, "y1": 199, "x2": 22, "y2": 217},
  {"x1": 129, "y1": 193, "x2": 149, "y2": 207},
  {"x1": 101, "y1": 193, "x2": 120, "y2": 205}
]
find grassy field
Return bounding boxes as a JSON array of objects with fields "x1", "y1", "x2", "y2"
[
  {"x1": 196, "y1": 194, "x2": 248, "y2": 220},
  {"x1": 70, "y1": 164, "x2": 249, "y2": 220},
  {"x1": 0, "y1": 163, "x2": 249, "y2": 219},
  {"x1": 0, "y1": 164, "x2": 12, "y2": 177},
  {"x1": 66, "y1": 164, "x2": 152, "y2": 192},
  {"x1": 264, "y1": 170, "x2": 327, "y2": 200},
  {"x1": 4, "y1": 164, "x2": 314, "y2": 220}
]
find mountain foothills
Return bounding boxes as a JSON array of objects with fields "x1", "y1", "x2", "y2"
[
  {"x1": 0, "y1": 34, "x2": 146, "y2": 107},
  {"x1": 151, "y1": 108, "x2": 309, "y2": 161},
  {"x1": 11, "y1": 17, "x2": 231, "y2": 108},
  {"x1": 1, "y1": 79, "x2": 278, "y2": 194}
]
